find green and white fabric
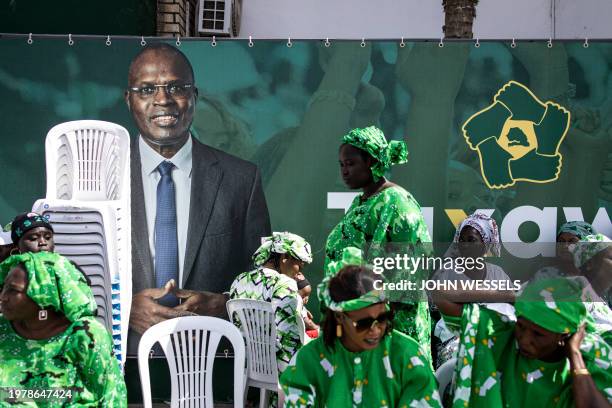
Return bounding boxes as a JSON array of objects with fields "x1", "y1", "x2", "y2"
[
  {"x1": 324, "y1": 185, "x2": 432, "y2": 363},
  {"x1": 230, "y1": 267, "x2": 302, "y2": 373},
  {"x1": 445, "y1": 279, "x2": 612, "y2": 407},
  {"x1": 342, "y1": 126, "x2": 408, "y2": 181},
  {"x1": 253, "y1": 231, "x2": 313, "y2": 267},
  {"x1": 280, "y1": 330, "x2": 441, "y2": 408},
  {"x1": 557, "y1": 221, "x2": 596, "y2": 240},
  {"x1": 570, "y1": 233, "x2": 611, "y2": 269},
  {"x1": 0, "y1": 252, "x2": 127, "y2": 406}
]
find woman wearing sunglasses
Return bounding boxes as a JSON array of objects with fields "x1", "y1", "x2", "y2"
[{"x1": 280, "y1": 262, "x2": 441, "y2": 407}]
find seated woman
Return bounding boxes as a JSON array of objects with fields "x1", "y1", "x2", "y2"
[
  {"x1": 280, "y1": 263, "x2": 441, "y2": 408},
  {"x1": 10, "y1": 212, "x2": 55, "y2": 253},
  {"x1": 570, "y1": 233, "x2": 612, "y2": 342},
  {"x1": 533, "y1": 221, "x2": 597, "y2": 281},
  {"x1": 431, "y1": 212, "x2": 511, "y2": 369},
  {"x1": 229, "y1": 231, "x2": 312, "y2": 374},
  {"x1": 436, "y1": 278, "x2": 612, "y2": 408},
  {"x1": 0, "y1": 251, "x2": 127, "y2": 406}
]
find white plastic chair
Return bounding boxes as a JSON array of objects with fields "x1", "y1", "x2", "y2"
[
  {"x1": 226, "y1": 299, "x2": 279, "y2": 408},
  {"x1": 137, "y1": 316, "x2": 246, "y2": 408},
  {"x1": 33, "y1": 120, "x2": 132, "y2": 368},
  {"x1": 435, "y1": 357, "x2": 457, "y2": 400}
]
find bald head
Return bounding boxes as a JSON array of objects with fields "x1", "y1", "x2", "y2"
[{"x1": 128, "y1": 43, "x2": 195, "y2": 86}]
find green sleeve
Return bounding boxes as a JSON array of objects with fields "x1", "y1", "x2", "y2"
[
  {"x1": 398, "y1": 351, "x2": 442, "y2": 407},
  {"x1": 69, "y1": 319, "x2": 127, "y2": 407},
  {"x1": 280, "y1": 344, "x2": 320, "y2": 407},
  {"x1": 272, "y1": 282, "x2": 303, "y2": 373}
]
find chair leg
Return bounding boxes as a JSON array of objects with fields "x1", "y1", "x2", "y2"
[{"x1": 260, "y1": 388, "x2": 270, "y2": 408}]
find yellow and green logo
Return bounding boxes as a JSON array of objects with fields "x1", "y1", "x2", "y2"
[{"x1": 462, "y1": 81, "x2": 570, "y2": 189}]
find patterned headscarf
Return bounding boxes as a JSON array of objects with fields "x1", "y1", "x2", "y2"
[
  {"x1": 515, "y1": 278, "x2": 586, "y2": 334},
  {"x1": 569, "y1": 233, "x2": 611, "y2": 269},
  {"x1": 10, "y1": 212, "x2": 54, "y2": 245},
  {"x1": 557, "y1": 221, "x2": 596, "y2": 240},
  {"x1": 341, "y1": 126, "x2": 408, "y2": 181},
  {"x1": 453, "y1": 212, "x2": 501, "y2": 256},
  {"x1": 318, "y1": 247, "x2": 386, "y2": 312},
  {"x1": 252, "y1": 231, "x2": 313, "y2": 267},
  {"x1": 0, "y1": 252, "x2": 97, "y2": 322}
]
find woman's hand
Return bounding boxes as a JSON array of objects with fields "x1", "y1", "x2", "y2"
[{"x1": 565, "y1": 323, "x2": 586, "y2": 357}]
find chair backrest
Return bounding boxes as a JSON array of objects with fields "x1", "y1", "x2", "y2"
[
  {"x1": 435, "y1": 357, "x2": 457, "y2": 399},
  {"x1": 138, "y1": 316, "x2": 246, "y2": 408},
  {"x1": 226, "y1": 299, "x2": 279, "y2": 387},
  {"x1": 44, "y1": 120, "x2": 130, "y2": 201}
]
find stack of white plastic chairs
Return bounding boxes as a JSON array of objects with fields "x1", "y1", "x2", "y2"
[{"x1": 32, "y1": 120, "x2": 131, "y2": 370}]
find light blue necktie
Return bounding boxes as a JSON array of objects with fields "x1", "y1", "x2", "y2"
[{"x1": 155, "y1": 161, "x2": 179, "y2": 306}]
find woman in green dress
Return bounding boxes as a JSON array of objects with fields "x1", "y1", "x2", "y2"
[
  {"x1": 324, "y1": 125, "x2": 432, "y2": 362},
  {"x1": 436, "y1": 277, "x2": 612, "y2": 408},
  {"x1": 0, "y1": 251, "x2": 127, "y2": 407},
  {"x1": 280, "y1": 261, "x2": 441, "y2": 408}
]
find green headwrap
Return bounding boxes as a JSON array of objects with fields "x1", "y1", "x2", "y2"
[
  {"x1": 342, "y1": 126, "x2": 408, "y2": 181},
  {"x1": 557, "y1": 221, "x2": 596, "y2": 240},
  {"x1": 515, "y1": 278, "x2": 586, "y2": 334},
  {"x1": 252, "y1": 231, "x2": 313, "y2": 267},
  {"x1": 318, "y1": 247, "x2": 386, "y2": 312},
  {"x1": 0, "y1": 252, "x2": 97, "y2": 322},
  {"x1": 569, "y1": 233, "x2": 611, "y2": 269}
]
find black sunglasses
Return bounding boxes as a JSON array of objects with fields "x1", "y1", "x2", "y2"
[{"x1": 343, "y1": 310, "x2": 392, "y2": 332}]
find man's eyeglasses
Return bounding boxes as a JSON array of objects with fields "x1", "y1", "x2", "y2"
[
  {"x1": 128, "y1": 83, "x2": 195, "y2": 99},
  {"x1": 343, "y1": 310, "x2": 392, "y2": 332}
]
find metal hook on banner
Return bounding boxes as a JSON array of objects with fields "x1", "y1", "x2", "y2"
[
  {"x1": 68, "y1": 34, "x2": 74, "y2": 46},
  {"x1": 211, "y1": 35, "x2": 217, "y2": 47},
  {"x1": 547, "y1": 38, "x2": 553, "y2": 48},
  {"x1": 287, "y1": 37, "x2": 292, "y2": 48},
  {"x1": 583, "y1": 37, "x2": 589, "y2": 48},
  {"x1": 510, "y1": 38, "x2": 516, "y2": 48},
  {"x1": 324, "y1": 37, "x2": 331, "y2": 48},
  {"x1": 438, "y1": 37, "x2": 444, "y2": 48},
  {"x1": 399, "y1": 37, "x2": 405, "y2": 48},
  {"x1": 248, "y1": 35, "x2": 254, "y2": 47},
  {"x1": 360, "y1": 38, "x2": 366, "y2": 48},
  {"x1": 140, "y1": 36, "x2": 147, "y2": 47},
  {"x1": 105, "y1": 35, "x2": 112, "y2": 46},
  {"x1": 176, "y1": 35, "x2": 181, "y2": 47},
  {"x1": 27, "y1": 33, "x2": 33, "y2": 45},
  {"x1": 474, "y1": 38, "x2": 480, "y2": 48}
]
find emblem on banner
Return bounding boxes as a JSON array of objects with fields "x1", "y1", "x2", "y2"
[{"x1": 462, "y1": 81, "x2": 570, "y2": 189}]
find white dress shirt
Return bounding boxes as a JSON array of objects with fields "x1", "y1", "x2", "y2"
[{"x1": 139, "y1": 135, "x2": 192, "y2": 288}]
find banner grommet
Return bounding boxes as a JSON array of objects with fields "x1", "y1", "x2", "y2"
[
  {"x1": 248, "y1": 35, "x2": 254, "y2": 47},
  {"x1": 400, "y1": 37, "x2": 405, "y2": 48},
  {"x1": 324, "y1": 37, "x2": 331, "y2": 48},
  {"x1": 140, "y1": 36, "x2": 146, "y2": 47},
  {"x1": 68, "y1": 34, "x2": 74, "y2": 46},
  {"x1": 438, "y1": 37, "x2": 444, "y2": 48},
  {"x1": 474, "y1": 38, "x2": 480, "y2": 48},
  {"x1": 510, "y1": 38, "x2": 516, "y2": 48},
  {"x1": 211, "y1": 36, "x2": 217, "y2": 47},
  {"x1": 360, "y1": 38, "x2": 366, "y2": 48},
  {"x1": 287, "y1": 37, "x2": 292, "y2": 48},
  {"x1": 176, "y1": 35, "x2": 181, "y2": 47},
  {"x1": 547, "y1": 38, "x2": 553, "y2": 48},
  {"x1": 105, "y1": 35, "x2": 112, "y2": 46},
  {"x1": 583, "y1": 38, "x2": 589, "y2": 48},
  {"x1": 27, "y1": 33, "x2": 33, "y2": 45}
]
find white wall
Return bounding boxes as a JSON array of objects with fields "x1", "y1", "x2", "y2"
[{"x1": 239, "y1": 0, "x2": 612, "y2": 40}]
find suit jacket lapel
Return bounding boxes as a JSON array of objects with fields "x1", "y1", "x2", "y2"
[
  {"x1": 131, "y1": 137, "x2": 155, "y2": 290},
  {"x1": 182, "y1": 139, "x2": 223, "y2": 287}
]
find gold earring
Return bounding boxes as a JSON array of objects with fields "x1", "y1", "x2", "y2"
[{"x1": 336, "y1": 324, "x2": 342, "y2": 337}]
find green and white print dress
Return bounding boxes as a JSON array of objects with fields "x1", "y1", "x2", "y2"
[
  {"x1": 280, "y1": 330, "x2": 441, "y2": 408},
  {"x1": 230, "y1": 267, "x2": 303, "y2": 373}
]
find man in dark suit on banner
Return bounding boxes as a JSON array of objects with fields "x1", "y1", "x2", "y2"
[{"x1": 125, "y1": 43, "x2": 271, "y2": 354}]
